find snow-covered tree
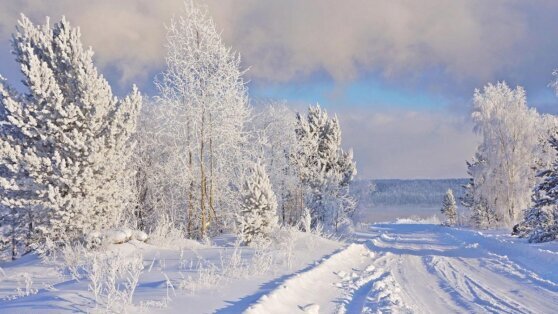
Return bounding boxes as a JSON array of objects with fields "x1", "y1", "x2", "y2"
[
  {"x1": 441, "y1": 189, "x2": 457, "y2": 226},
  {"x1": 292, "y1": 104, "x2": 357, "y2": 232},
  {"x1": 517, "y1": 136, "x2": 558, "y2": 242},
  {"x1": 154, "y1": 2, "x2": 250, "y2": 239},
  {"x1": 515, "y1": 71, "x2": 558, "y2": 241},
  {"x1": 470, "y1": 82, "x2": 540, "y2": 227},
  {"x1": 461, "y1": 153, "x2": 498, "y2": 228},
  {"x1": 250, "y1": 103, "x2": 301, "y2": 226},
  {"x1": 0, "y1": 15, "x2": 141, "y2": 245},
  {"x1": 238, "y1": 160, "x2": 278, "y2": 245}
]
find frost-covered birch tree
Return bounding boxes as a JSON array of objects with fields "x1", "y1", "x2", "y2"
[
  {"x1": 251, "y1": 103, "x2": 301, "y2": 226},
  {"x1": 470, "y1": 82, "x2": 540, "y2": 227},
  {"x1": 154, "y1": 2, "x2": 250, "y2": 239},
  {"x1": 0, "y1": 15, "x2": 141, "y2": 247}
]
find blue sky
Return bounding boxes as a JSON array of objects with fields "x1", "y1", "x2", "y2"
[{"x1": 1, "y1": 0, "x2": 558, "y2": 179}]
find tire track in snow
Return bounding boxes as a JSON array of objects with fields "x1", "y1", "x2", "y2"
[
  {"x1": 360, "y1": 225, "x2": 558, "y2": 314},
  {"x1": 243, "y1": 224, "x2": 558, "y2": 313},
  {"x1": 244, "y1": 243, "x2": 375, "y2": 314}
]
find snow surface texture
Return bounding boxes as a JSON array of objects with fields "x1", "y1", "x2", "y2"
[
  {"x1": 242, "y1": 224, "x2": 558, "y2": 314},
  {"x1": 1, "y1": 223, "x2": 557, "y2": 313}
]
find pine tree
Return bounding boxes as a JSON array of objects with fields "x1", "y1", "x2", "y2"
[
  {"x1": 0, "y1": 15, "x2": 141, "y2": 246},
  {"x1": 292, "y1": 104, "x2": 356, "y2": 232},
  {"x1": 441, "y1": 189, "x2": 457, "y2": 226},
  {"x1": 238, "y1": 160, "x2": 278, "y2": 245},
  {"x1": 461, "y1": 154, "x2": 498, "y2": 229},
  {"x1": 518, "y1": 137, "x2": 558, "y2": 243}
]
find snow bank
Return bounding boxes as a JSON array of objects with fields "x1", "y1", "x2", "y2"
[
  {"x1": 87, "y1": 228, "x2": 149, "y2": 246},
  {"x1": 395, "y1": 215, "x2": 441, "y2": 225}
]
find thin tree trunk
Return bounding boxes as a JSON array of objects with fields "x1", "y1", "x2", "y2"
[
  {"x1": 187, "y1": 120, "x2": 193, "y2": 237},
  {"x1": 26, "y1": 210, "x2": 33, "y2": 250},
  {"x1": 11, "y1": 214, "x2": 16, "y2": 260},
  {"x1": 188, "y1": 150, "x2": 193, "y2": 237},
  {"x1": 200, "y1": 109, "x2": 207, "y2": 239},
  {"x1": 208, "y1": 124, "x2": 217, "y2": 223}
]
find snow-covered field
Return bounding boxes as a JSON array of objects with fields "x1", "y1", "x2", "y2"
[{"x1": 1, "y1": 222, "x2": 557, "y2": 313}]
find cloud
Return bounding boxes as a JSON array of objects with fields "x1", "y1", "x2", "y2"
[
  {"x1": 336, "y1": 107, "x2": 479, "y2": 179},
  {"x1": 0, "y1": 0, "x2": 183, "y2": 85},
  {"x1": 0, "y1": 1, "x2": 547, "y2": 179},
  {"x1": 0, "y1": 0, "x2": 557, "y2": 90}
]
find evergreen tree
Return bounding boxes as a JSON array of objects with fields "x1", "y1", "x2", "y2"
[
  {"x1": 292, "y1": 104, "x2": 356, "y2": 232},
  {"x1": 251, "y1": 103, "x2": 301, "y2": 226},
  {"x1": 0, "y1": 15, "x2": 141, "y2": 246},
  {"x1": 462, "y1": 154, "x2": 498, "y2": 229},
  {"x1": 238, "y1": 160, "x2": 278, "y2": 245},
  {"x1": 518, "y1": 137, "x2": 558, "y2": 243},
  {"x1": 441, "y1": 189, "x2": 457, "y2": 226}
]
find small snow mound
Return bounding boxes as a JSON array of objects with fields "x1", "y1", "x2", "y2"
[
  {"x1": 105, "y1": 229, "x2": 129, "y2": 244},
  {"x1": 121, "y1": 227, "x2": 134, "y2": 239},
  {"x1": 300, "y1": 303, "x2": 319, "y2": 314},
  {"x1": 132, "y1": 230, "x2": 148, "y2": 242}
]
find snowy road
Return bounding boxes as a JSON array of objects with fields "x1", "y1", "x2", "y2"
[{"x1": 244, "y1": 223, "x2": 558, "y2": 314}]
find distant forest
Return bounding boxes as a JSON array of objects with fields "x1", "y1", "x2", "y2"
[{"x1": 351, "y1": 179, "x2": 468, "y2": 208}]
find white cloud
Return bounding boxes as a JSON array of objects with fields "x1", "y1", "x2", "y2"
[{"x1": 337, "y1": 108, "x2": 479, "y2": 179}]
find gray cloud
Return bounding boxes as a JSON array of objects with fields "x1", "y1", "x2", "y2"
[
  {"x1": 0, "y1": 0, "x2": 550, "y2": 179},
  {"x1": 1, "y1": 0, "x2": 557, "y2": 89},
  {"x1": 337, "y1": 108, "x2": 479, "y2": 179},
  {"x1": 0, "y1": 0, "x2": 183, "y2": 84}
]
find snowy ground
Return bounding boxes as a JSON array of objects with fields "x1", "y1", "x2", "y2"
[{"x1": 1, "y1": 223, "x2": 558, "y2": 313}]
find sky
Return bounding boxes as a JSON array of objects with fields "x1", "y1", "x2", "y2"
[{"x1": 1, "y1": 0, "x2": 558, "y2": 179}]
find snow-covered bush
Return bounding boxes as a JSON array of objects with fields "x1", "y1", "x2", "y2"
[
  {"x1": 274, "y1": 226, "x2": 299, "y2": 269},
  {"x1": 249, "y1": 241, "x2": 275, "y2": 276},
  {"x1": 15, "y1": 273, "x2": 36, "y2": 297},
  {"x1": 146, "y1": 216, "x2": 186, "y2": 248},
  {"x1": 238, "y1": 160, "x2": 279, "y2": 245},
  {"x1": 220, "y1": 241, "x2": 246, "y2": 279},
  {"x1": 84, "y1": 251, "x2": 144, "y2": 311},
  {"x1": 300, "y1": 208, "x2": 312, "y2": 233}
]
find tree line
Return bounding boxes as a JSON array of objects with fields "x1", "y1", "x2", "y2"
[{"x1": 0, "y1": 3, "x2": 356, "y2": 259}]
